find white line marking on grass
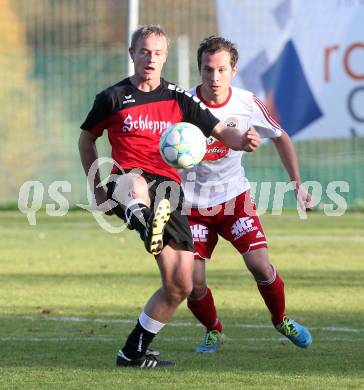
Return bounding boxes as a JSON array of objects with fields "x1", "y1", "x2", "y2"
[
  {"x1": 23, "y1": 316, "x2": 137, "y2": 325},
  {"x1": 0, "y1": 336, "x2": 114, "y2": 342},
  {"x1": 0, "y1": 336, "x2": 362, "y2": 343},
  {"x1": 2, "y1": 315, "x2": 364, "y2": 333},
  {"x1": 319, "y1": 327, "x2": 364, "y2": 333},
  {"x1": 269, "y1": 235, "x2": 364, "y2": 241}
]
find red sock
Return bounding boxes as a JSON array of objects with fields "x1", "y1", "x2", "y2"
[
  {"x1": 257, "y1": 271, "x2": 286, "y2": 326},
  {"x1": 187, "y1": 287, "x2": 223, "y2": 333}
]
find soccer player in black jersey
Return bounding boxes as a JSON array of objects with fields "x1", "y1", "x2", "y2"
[{"x1": 79, "y1": 25, "x2": 260, "y2": 368}]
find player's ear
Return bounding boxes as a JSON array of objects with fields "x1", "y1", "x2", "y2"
[
  {"x1": 129, "y1": 48, "x2": 134, "y2": 62},
  {"x1": 232, "y1": 64, "x2": 237, "y2": 77}
]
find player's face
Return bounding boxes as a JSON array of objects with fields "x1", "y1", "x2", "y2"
[
  {"x1": 200, "y1": 50, "x2": 237, "y2": 103},
  {"x1": 129, "y1": 34, "x2": 168, "y2": 84}
]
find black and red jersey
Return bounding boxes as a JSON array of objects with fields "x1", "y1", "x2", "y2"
[{"x1": 80, "y1": 78, "x2": 220, "y2": 183}]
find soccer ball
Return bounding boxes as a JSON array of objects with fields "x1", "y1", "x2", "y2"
[{"x1": 159, "y1": 122, "x2": 207, "y2": 169}]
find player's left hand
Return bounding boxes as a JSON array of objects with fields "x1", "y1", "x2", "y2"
[
  {"x1": 242, "y1": 127, "x2": 261, "y2": 152},
  {"x1": 295, "y1": 185, "x2": 313, "y2": 211}
]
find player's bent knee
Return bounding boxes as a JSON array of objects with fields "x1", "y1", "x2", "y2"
[
  {"x1": 163, "y1": 282, "x2": 193, "y2": 304},
  {"x1": 249, "y1": 262, "x2": 275, "y2": 282},
  {"x1": 175, "y1": 283, "x2": 193, "y2": 299},
  {"x1": 164, "y1": 290, "x2": 187, "y2": 306}
]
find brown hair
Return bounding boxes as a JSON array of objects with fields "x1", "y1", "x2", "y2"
[
  {"x1": 197, "y1": 35, "x2": 239, "y2": 71},
  {"x1": 130, "y1": 24, "x2": 170, "y2": 51}
]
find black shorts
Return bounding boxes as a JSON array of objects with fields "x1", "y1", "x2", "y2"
[{"x1": 107, "y1": 170, "x2": 194, "y2": 253}]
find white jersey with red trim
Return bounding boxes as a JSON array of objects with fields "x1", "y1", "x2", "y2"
[{"x1": 180, "y1": 86, "x2": 283, "y2": 208}]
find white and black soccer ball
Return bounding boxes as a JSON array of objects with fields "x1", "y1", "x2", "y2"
[{"x1": 159, "y1": 122, "x2": 207, "y2": 169}]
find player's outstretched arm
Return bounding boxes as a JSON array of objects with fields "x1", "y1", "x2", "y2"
[
  {"x1": 212, "y1": 122, "x2": 261, "y2": 152},
  {"x1": 272, "y1": 130, "x2": 312, "y2": 211}
]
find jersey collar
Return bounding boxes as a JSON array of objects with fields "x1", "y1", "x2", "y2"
[{"x1": 196, "y1": 85, "x2": 232, "y2": 108}]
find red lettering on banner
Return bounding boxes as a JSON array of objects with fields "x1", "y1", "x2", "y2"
[
  {"x1": 324, "y1": 42, "x2": 364, "y2": 82},
  {"x1": 344, "y1": 42, "x2": 364, "y2": 80},
  {"x1": 324, "y1": 45, "x2": 340, "y2": 82}
]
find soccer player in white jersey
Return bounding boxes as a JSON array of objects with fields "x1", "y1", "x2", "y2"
[{"x1": 180, "y1": 36, "x2": 313, "y2": 352}]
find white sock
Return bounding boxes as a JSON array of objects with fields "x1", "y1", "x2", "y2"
[
  {"x1": 139, "y1": 311, "x2": 166, "y2": 334},
  {"x1": 124, "y1": 198, "x2": 148, "y2": 225}
]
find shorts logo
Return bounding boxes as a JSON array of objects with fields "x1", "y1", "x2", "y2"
[
  {"x1": 231, "y1": 217, "x2": 257, "y2": 240},
  {"x1": 190, "y1": 224, "x2": 208, "y2": 242},
  {"x1": 256, "y1": 230, "x2": 265, "y2": 239}
]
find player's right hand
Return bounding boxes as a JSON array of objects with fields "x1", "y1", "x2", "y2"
[
  {"x1": 242, "y1": 127, "x2": 261, "y2": 152},
  {"x1": 295, "y1": 185, "x2": 313, "y2": 212},
  {"x1": 94, "y1": 187, "x2": 115, "y2": 215}
]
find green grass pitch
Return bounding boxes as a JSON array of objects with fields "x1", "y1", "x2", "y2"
[{"x1": 0, "y1": 210, "x2": 363, "y2": 389}]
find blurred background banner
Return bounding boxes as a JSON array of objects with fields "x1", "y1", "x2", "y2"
[
  {"x1": 0, "y1": 0, "x2": 363, "y2": 208},
  {"x1": 217, "y1": 0, "x2": 364, "y2": 140}
]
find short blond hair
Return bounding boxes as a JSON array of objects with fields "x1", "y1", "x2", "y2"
[{"x1": 130, "y1": 24, "x2": 170, "y2": 51}]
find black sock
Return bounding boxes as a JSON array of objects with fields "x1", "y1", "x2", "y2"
[
  {"x1": 124, "y1": 202, "x2": 151, "y2": 238},
  {"x1": 122, "y1": 320, "x2": 156, "y2": 360}
]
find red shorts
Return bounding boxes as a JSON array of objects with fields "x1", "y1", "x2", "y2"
[{"x1": 188, "y1": 191, "x2": 267, "y2": 260}]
